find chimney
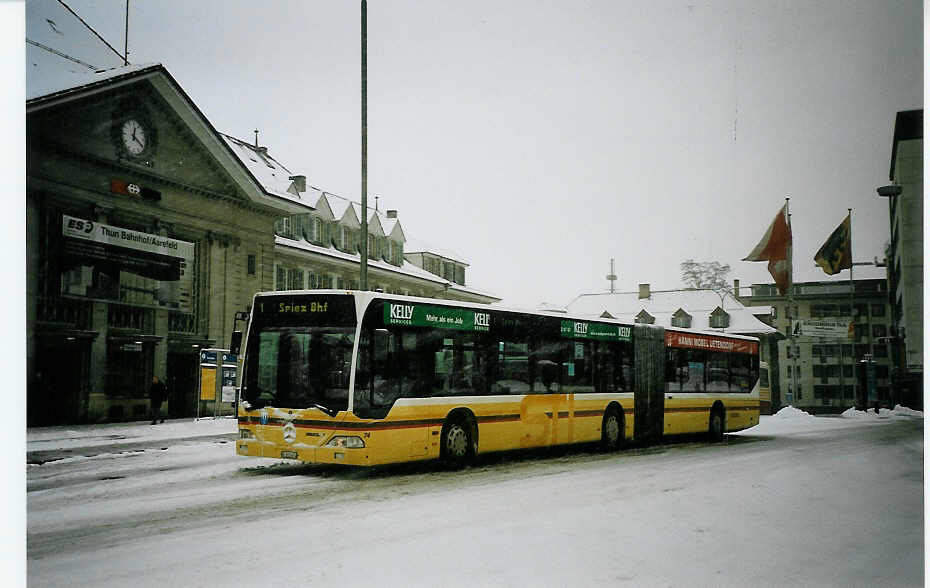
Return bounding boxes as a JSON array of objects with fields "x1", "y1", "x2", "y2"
[
  {"x1": 288, "y1": 175, "x2": 307, "y2": 193},
  {"x1": 386, "y1": 209, "x2": 398, "y2": 219},
  {"x1": 638, "y1": 283, "x2": 650, "y2": 299},
  {"x1": 733, "y1": 279, "x2": 740, "y2": 300}
]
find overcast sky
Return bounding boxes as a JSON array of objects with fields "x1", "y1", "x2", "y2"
[{"x1": 24, "y1": 0, "x2": 923, "y2": 308}]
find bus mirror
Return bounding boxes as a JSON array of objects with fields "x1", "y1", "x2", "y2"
[{"x1": 230, "y1": 330, "x2": 243, "y2": 355}]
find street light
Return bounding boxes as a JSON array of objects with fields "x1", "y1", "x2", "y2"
[
  {"x1": 876, "y1": 184, "x2": 903, "y2": 198},
  {"x1": 875, "y1": 182, "x2": 904, "y2": 409}
]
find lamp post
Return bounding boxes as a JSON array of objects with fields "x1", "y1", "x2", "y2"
[
  {"x1": 360, "y1": 0, "x2": 369, "y2": 290},
  {"x1": 876, "y1": 183, "x2": 903, "y2": 408}
]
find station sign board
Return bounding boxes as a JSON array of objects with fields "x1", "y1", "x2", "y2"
[{"x1": 792, "y1": 319, "x2": 852, "y2": 339}]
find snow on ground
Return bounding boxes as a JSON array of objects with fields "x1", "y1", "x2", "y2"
[
  {"x1": 26, "y1": 405, "x2": 923, "y2": 452},
  {"x1": 26, "y1": 408, "x2": 924, "y2": 588},
  {"x1": 26, "y1": 416, "x2": 237, "y2": 452}
]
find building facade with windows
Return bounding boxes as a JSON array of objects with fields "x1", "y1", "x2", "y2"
[
  {"x1": 741, "y1": 279, "x2": 894, "y2": 412},
  {"x1": 27, "y1": 64, "x2": 498, "y2": 426},
  {"x1": 220, "y1": 136, "x2": 500, "y2": 304},
  {"x1": 881, "y1": 109, "x2": 923, "y2": 409}
]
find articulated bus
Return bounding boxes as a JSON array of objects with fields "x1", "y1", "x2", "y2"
[{"x1": 234, "y1": 290, "x2": 760, "y2": 467}]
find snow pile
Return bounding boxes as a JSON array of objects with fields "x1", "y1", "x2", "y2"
[
  {"x1": 840, "y1": 405, "x2": 923, "y2": 420},
  {"x1": 841, "y1": 407, "x2": 876, "y2": 420},
  {"x1": 891, "y1": 404, "x2": 923, "y2": 418},
  {"x1": 772, "y1": 405, "x2": 817, "y2": 420}
]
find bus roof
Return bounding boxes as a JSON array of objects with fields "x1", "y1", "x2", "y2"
[{"x1": 253, "y1": 289, "x2": 760, "y2": 343}]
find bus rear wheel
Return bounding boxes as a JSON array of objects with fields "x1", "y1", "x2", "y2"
[
  {"x1": 601, "y1": 408, "x2": 623, "y2": 451},
  {"x1": 708, "y1": 406, "x2": 725, "y2": 442},
  {"x1": 440, "y1": 417, "x2": 473, "y2": 469}
]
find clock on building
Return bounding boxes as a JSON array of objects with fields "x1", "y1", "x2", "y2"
[
  {"x1": 112, "y1": 106, "x2": 157, "y2": 162},
  {"x1": 121, "y1": 118, "x2": 148, "y2": 156}
]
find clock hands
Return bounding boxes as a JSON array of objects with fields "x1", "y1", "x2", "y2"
[{"x1": 131, "y1": 126, "x2": 144, "y2": 149}]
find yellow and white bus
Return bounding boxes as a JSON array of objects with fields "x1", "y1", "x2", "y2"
[{"x1": 234, "y1": 290, "x2": 760, "y2": 467}]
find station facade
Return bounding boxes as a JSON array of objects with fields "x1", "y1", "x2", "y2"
[{"x1": 27, "y1": 64, "x2": 498, "y2": 426}]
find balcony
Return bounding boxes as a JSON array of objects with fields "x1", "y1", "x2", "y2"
[
  {"x1": 108, "y1": 303, "x2": 154, "y2": 333},
  {"x1": 168, "y1": 312, "x2": 197, "y2": 334},
  {"x1": 36, "y1": 297, "x2": 92, "y2": 330}
]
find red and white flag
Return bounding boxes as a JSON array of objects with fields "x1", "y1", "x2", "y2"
[{"x1": 743, "y1": 203, "x2": 792, "y2": 294}]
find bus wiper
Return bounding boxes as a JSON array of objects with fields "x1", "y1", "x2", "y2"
[{"x1": 312, "y1": 403, "x2": 339, "y2": 417}]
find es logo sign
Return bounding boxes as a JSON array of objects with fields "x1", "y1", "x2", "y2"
[{"x1": 67, "y1": 218, "x2": 94, "y2": 234}]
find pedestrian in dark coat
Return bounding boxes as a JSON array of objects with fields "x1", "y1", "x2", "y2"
[{"x1": 149, "y1": 376, "x2": 168, "y2": 424}]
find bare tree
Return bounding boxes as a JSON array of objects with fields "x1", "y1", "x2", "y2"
[{"x1": 680, "y1": 259, "x2": 733, "y2": 301}]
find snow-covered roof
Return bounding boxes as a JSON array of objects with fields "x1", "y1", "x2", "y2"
[
  {"x1": 26, "y1": 62, "x2": 160, "y2": 103},
  {"x1": 274, "y1": 236, "x2": 499, "y2": 302},
  {"x1": 27, "y1": 63, "x2": 314, "y2": 215},
  {"x1": 404, "y1": 238, "x2": 470, "y2": 266},
  {"x1": 567, "y1": 289, "x2": 778, "y2": 336},
  {"x1": 220, "y1": 134, "x2": 318, "y2": 211}
]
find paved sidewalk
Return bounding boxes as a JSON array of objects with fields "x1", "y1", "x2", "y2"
[{"x1": 27, "y1": 417, "x2": 238, "y2": 463}]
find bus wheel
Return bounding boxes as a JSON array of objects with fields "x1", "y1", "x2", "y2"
[
  {"x1": 708, "y1": 406, "x2": 725, "y2": 442},
  {"x1": 601, "y1": 407, "x2": 623, "y2": 451},
  {"x1": 440, "y1": 417, "x2": 472, "y2": 469}
]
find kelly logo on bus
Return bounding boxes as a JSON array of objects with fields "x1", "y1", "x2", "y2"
[{"x1": 390, "y1": 304, "x2": 414, "y2": 321}]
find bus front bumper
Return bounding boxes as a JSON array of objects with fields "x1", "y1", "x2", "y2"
[{"x1": 236, "y1": 439, "x2": 372, "y2": 466}]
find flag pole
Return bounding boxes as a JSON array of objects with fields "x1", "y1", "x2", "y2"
[
  {"x1": 786, "y1": 197, "x2": 797, "y2": 406},
  {"x1": 849, "y1": 207, "x2": 857, "y2": 408}
]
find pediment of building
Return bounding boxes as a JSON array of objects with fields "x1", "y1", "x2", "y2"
[{"x1": 28, "y1": 78, "x2": 251, "y2": 203}]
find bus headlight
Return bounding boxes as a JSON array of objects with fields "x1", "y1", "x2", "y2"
[
  {"x1": 239, "y1": 429, "x2": 254, "y2": 439},
  {"x1": 324, "y1": 436, "x2": 365, "y2": 449}
]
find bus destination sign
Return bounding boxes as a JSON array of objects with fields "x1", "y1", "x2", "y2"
[{"x1": 385, "y1": 303, "x2": 491, "y2": 332}]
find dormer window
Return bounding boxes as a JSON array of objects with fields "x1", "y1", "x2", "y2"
[
  {"x1": 709, "y1": 306, "x2": 730, "y2": 329},
  {"x1": 671, "y1": 308, "x2": 692, "y2": 329},
  {"x1": 635, "y1": 309, "x2": 655, "y2": 324},
  {"x1": 368, "y1": 234, "x2": 378, "y2": 259},
  {"x1": 341, "y1": 227, "x2": 351, "y2": 252},
  {"x1": 303, "y1": 216, "x2": 323, "y2": 243},
  {"x1": 274, "y1": 217, "x2": 293, "y2": 239}
]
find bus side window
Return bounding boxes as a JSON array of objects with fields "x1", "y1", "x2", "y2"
[
  {"x1": 706, "y1": 350, "x2": 729, "y2": 393},
  {"x1": 682, "y1": 349, "x2": 705, "y2": 393},
  {"x1": 666, "y1": 348, "x2": 681, "y2": 393},
  {"x1": 493, "y1": 340, "x2": 531, "y2": 394},
  {"x1": 563, "y1": 340, "x2": 595, "y2": 394},
  {"x1": 532, "y1": 339, "x2": 562, "y2": 393},
  {"x1": 730, "y1": 352, "x2": 752, "y2": 394},
  {"x1": 618, "y1": 341, "x2": 633, "y2": 392}
]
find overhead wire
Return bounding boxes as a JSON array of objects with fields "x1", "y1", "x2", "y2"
[
  {"x1": 26, "y1": 38, "x2": 97, "y2": 70},
  {"x1": 55, "y1": 0, "x2": 128, "y2": 64}
]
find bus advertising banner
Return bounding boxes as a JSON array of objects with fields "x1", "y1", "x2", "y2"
[
  {"x1": 60, "y1": 215, "x2": 194, "y2": 310},
  {"x1": 665, "y1": 331, "x2": 758, "y2": 354},
  {"x1": 384, "y1": 303, "x2": 491, "y2": 332},
  {"x1": 560, "y1": 320, "x2": 632, "y2": 341}
]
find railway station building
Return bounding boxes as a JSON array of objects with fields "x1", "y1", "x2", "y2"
[{"x1": 26, "y1": 64, "x2": 498, "y2": 426}]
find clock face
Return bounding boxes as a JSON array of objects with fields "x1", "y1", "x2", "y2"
[{"x1": 121, "y1": 119, "x2": 147, "y2": 156}]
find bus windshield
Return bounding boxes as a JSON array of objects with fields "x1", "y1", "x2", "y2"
[{"x1": 240, "y1": 294, "x2": 356, "y2": 413}]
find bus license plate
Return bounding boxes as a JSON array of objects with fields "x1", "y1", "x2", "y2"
[{"x1": 281, "y1": 450, "x2": 298, "y2": 459}]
